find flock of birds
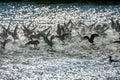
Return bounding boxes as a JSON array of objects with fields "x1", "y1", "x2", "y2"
[{"x1": 0, "y1": 18, "x2": 120, "y2": 64}]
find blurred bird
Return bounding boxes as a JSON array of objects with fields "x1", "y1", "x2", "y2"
[
  {"x1": 113, "y1": 41, "x2": 120, "y2": 43},
  {"x1": 113, "y1": 37, "x2": 120, "y2": 43},
  {"x1": 0, "y1": 30, "x2": 8, "y2": 40},
  {"x1": 115, "y1": 19, "x2": 120, "y2": 32},
  {"x1": 110, "y1": 18, "x2": 117, "y2": 29},
  {"x1": 25, "y1": 40, "x2": 40, "y2": 47},
  {"x1": 21, "y1": 22, "x2": 37, "y2": 39},
  {"x1": 41, "y1": 30, "x2": 55, "y2": 48},
  {"x1": 55, "y1": 33, "x2": 69, "y2": 41},
  {"x1": 83, "y1": 34, "x2": 99, "y2": 44},
  {"x1": 30, "y1": 27, "x2": 51, "y2": 40},
  {"x1": 0, "y1": 24, "x2": 10, "y2": 40},
  {"x1": 0, "y1": 39, "x2": 10, "y2": 50},
  {"x1": 109, "y1": 56, "x2": 120, "y2": 64},
  {"x1": 56, "y1": 23, "x2": 71, "y2": 41},
  {"x1": 8, "y1": 25, "x2": 19, "y2": 41}
]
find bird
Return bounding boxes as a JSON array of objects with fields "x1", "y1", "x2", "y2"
[
  {"x1": 0, "y1": 39, "x2": 10, "y2": 50},
  {"x1": 43, "y1": 35, "x2": 55, "y2": 48},
  {"x1": 83, "y1": 34, "x2": 99, "y2": 44},
  {"x1": 113, "y1": 37, "x2": 120, "y2": 43},
  {"x1": 25, "y1": 40, "x2": 40, "y2": 47},
  {"x1": 0, "y1": 24, "x2": 10, "y2": 40},
  {"x1": 55, "y1": 33, "x2": 69, "y2": 41},
  {"x1": 41, "y1": 30, "x2": 55, "y2": 48},
  {"x1": 21, "y1": 22, "x2": 37, "y2": 39},
  {"x1": 110, "y1": 18, "x2": 117, "y2": 30},
  {"x1": 109, "y1": 56, "x2": 119, "y2": 64},
  {"x1": 56, "y1": 23, "x2": 71, "y2": 41},
  {"x1": 0, "y1": 30, "x2": 8, "y2": 40},
  {"x1": 113, "y1": 41, "x2": 120, "y2": 43},
  {"x1": 115, "y1": 19, "x2": 120, "y2": 32},
  {"x1": 1, "y1": 23, "x2": 10, "y2": 32},
  {"x1": 29, "y1": 27, "x2": 51, "y2": 40},
  {"x1": 56, "y1": 24, "x2": 62, "y2": 36},
  {"x1": 8, "y1": 25, "x2": 19, "y2": 41}
]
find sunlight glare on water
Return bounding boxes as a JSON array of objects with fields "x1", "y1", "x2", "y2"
[{"x1": 0, "y1": 3, "x2": 120, "y2": 80}]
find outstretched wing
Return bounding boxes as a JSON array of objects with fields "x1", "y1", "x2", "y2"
[
  {"x1": 91, "y1": 34, "x2": 99, "y2": 41},
  {"x1": 14, "y1": 24, "x2": 18, "y2": 34},
  {"x1": 62, "y1": 33, "x2": 69, "y2": 37},
  {"x1": 113, "y1": 41, "x2": 120, "y2": 43},
  {"x1": 46, "y1": 30, "x2": 51, "y2": 37},
  {"x1": 83, "y1": 36, "x2": 89, "y2": 40},
  {"x1": 56, "y1": 24, "x2": 61, "y2": 36},
  {"x1": 27, "y1": 22, "x2": 32, "y2": 28},
  {"x1": 1, "y1": 25, "x2": 7, "y2": 31}
]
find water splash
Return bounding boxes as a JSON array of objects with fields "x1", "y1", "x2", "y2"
[{"x1": 0, "y1": 3, "x2": 120, "y2": 80}]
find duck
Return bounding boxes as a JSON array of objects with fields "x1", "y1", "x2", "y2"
[
  {"x1": 55, "y1": 33, "x2": 69, "y2": 41},
  {"x1": 29, "y1": 27, "x2": 51, "y2": 40},
  {"x1": 113, "y1": 38, "x2": 120, "y2": 43},
  {"x1": 21, "y1": 22, "x2": 37, "y2": 38},
  {"x1": 56, "y1": 24, "x2": 62, "y2": 36},
  {"x1": 8, "y1": 24, "x2": 19, "y2": 41},
  {"x1": 83, "y1": 33, "x2": 99, "y2": 45},
  {"x1": 25, "y1": 40, "x2": 40, "y2": 47},
  {"x1": 115, "y1": 19, "x2": 120, "y2": 32},
  {"x1": 113, "y1": 41, "x2": 120, "y2": 43},
  {"x1": 0, "y1": 24, "x2": 10, "y2": 40},
  {"x1": 110, "y1": 18, "x2": 117, "y2": 30},
  {"x1": 0, "y1": 30, "x2": 8, "y2": 40},
  {"x1": 41, "y1": 30, "x2": 55, "y2": 48},
  {"x1": 56, "y1": 23, "x2": 70, "y2": 41},
  {"x1": 109, "y1": 56, "x2": 119, "y2": 64},
  {"x1": 0, "y1": 39, "x2": 10, "y2": 50}
]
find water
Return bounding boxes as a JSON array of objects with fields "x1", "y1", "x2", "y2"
[{"x1": 0, "y1": 3, "x2": 120, "y2": 80}]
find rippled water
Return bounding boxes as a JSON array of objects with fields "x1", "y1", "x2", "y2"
[{"x1": 0, "y1": 3, "x2": 120, "y2": 80}]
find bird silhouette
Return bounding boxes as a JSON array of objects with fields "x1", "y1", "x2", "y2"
[
  {"x1": 25, "y1": 40, "x2": 40, "y2": 47},
  {"x1": 110, "y1": 18, "x2": 117, "y2": 29},
  {"x1": 0, "y1": 39, "x2": 10, "y2": 50},
  {"x1": 56, "y1": 23, "x2": 71, "y2": 41},
  {"x1": 83, "y1": 34, "x2": 99, "y2": 44},
  {"x1": 0, "y1": 30, "x2": 8, "y2": 40},
  {"x1": 113, "y1": 41, "x2": 120, "y2": 43},
  {"x1": 1, "y1": 23, "x2": 10, "y2": 32},
  {"x1": 115, "y1": 19, "x2": 120, "y2": 32},
  {"x1": 56, "y1": 24, "x2": 62, "y2": 36},
  {"x1": 113, "y1": 37, "x2": 120, "y2": 43},
  {"x1": 41, "y1": 30, "x2": 55, "y2": 48},
  {"x1": 21, "y1": 22, "x2": 37, "y2": 38},
  {"x1": 55, "y1": 33, "x2": 69, "y2": 41},
  {"x1": 29, "y1": 27, "x2": 51, "y2": 40},
  {"x1": 8, "y1": 25, "x2": 19, "y2": 41},
  {"x1": 0, "y1": 24, "x2": 10, "y2": 40},
  {"x1": 109, "y1": 56, "x2": 119, "y2": 64}
]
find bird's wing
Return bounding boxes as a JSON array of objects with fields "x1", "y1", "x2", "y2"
[
  {"x1": 83, "y1": 36, "x2": 89, "y2": 39},
  {"x1": 91, "y1": 34, "x2": 99, "y2": 41},
  {"x1": 1, "y1": 25, "x2": 7, "y2": 31},
  {"x1": 46, "y1": 30, "x2": 50, "y2": 37},
  {"x1": 56, "y1": 24, "x2": 61, "y2": 36},
  {"x1": 14, "y1": 24, "x2": 18, "y2": 34},
  {"x1": 42, "y1": 27, "x2": 51, "y2": 33},
  {"x1": 32, "y1": 26, "x2": 37, "y2": 31},
  {"x1": 27, "y1": 22, "x2": 32, "y2": 28},
  {"x1": 113, "y1": 41, "x2": 120, "y2": 43},
  {"x1": 62, "y1": 33, "x2": 69, "y2": 37},
  {"x1": 101, "y1": 27, "x2": 109, "y2": 33}
]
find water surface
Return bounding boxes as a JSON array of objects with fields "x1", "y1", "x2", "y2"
[{"x1": 0, "y1": 3, "x2": 120, "y2": 80}]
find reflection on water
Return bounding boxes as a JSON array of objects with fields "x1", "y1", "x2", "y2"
[{"x1": 0, "y1": 3, "x2": 120, "y2": 80}]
